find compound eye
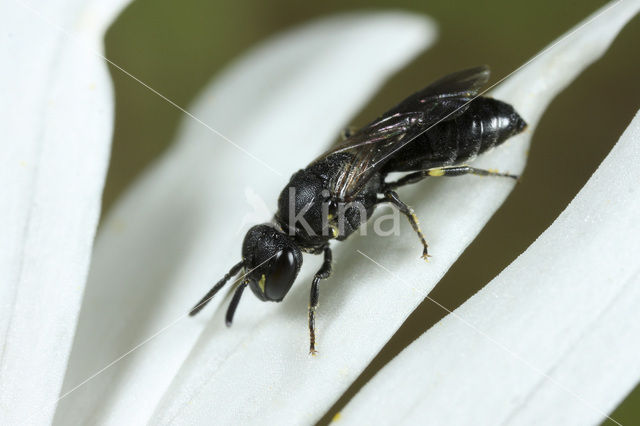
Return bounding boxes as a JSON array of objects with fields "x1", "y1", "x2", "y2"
[{"x1": 264, "y1": 249, "x2": 298, "y2": 301}]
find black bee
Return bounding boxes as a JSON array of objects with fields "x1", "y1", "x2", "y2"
[{"x1": 190, "y1": 66, "x2": 527, "y2": 354}]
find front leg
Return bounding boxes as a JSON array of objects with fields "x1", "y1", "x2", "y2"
[{"x1": 309, "y1": 246, "x2": 332, "y2": 355}]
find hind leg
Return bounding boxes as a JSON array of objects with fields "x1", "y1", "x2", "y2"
[{"x1": 387, "y1": 165, "x2": 518, "y2": 190}]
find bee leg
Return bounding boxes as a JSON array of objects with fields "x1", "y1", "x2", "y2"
[
  {"x1": 383, "y1": 190, "x2": 430, "y2": 260},
  {"x1": 425, "y1": 165, "x2": 519, "y2": 180},
  {"x1": 386, "y1": 166, "x2": 518, "y2": 190},
  {"x1": 309, "y1": 246, "x2": 332, "y2": 355},
  {"x1": 386, "y1": 171, "x2": 428, "y2": 189}
]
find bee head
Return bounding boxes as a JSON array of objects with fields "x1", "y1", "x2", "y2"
[{"x1": 242, "y1": 224, "x2": 303, "y2": 302}]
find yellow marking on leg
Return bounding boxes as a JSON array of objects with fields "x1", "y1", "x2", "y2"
[
  {"x1": 428, "y1": 168, "x2": 445, "y2": 177},
  {"x1": 326, "y1": 213, "x2": 339, "y2": 239}
]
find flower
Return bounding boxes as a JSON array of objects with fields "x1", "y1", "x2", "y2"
[{"x1": 1, "y1": 1, "x2": 638, "y2": 425}]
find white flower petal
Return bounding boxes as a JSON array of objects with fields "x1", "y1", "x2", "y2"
[
  {"x1": 148, "y1": 2, "x2": 638, "y2": 425},
  {"x1": 54, "y1": 13, "x2": 435, "y2": 425},
  {"x1": 339, "y1": 109, "x2": 640, "y2": 425},
  {"x1": 0, "y1": 0, "x2": 129, "y2": 424}
]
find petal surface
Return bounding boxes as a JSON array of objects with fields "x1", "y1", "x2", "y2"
[{"x1": 0, "y1": 0, "x2": 129, "y2": 424}]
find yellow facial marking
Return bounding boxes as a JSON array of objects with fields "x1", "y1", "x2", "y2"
[
  {"x1": 428, "y1": 168, "x2": 445, "y2": 177},
  {"x1": 258, "y1": 274, "x2": 266, "y2": 293}
]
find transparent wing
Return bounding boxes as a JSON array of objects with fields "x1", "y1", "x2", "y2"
[
  {"x1": 325, "y1": 112, "x2": 426, "y2": 199},
  {"x1": 315, "y1": 66, "x2": 491, "y2": 200}
]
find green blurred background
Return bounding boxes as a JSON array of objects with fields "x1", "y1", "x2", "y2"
[{"x1": 102, "y1": 0, "x2": 639, "y2": 423}]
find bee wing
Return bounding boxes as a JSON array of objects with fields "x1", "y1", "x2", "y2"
[
  {"x1": 383, "y1": 65, "x2": 490, "y2": 116},
  {"x1": 322, "y1": 112, "x2": 425, "y2": 199},
  {"x1": 316, "y1": 66, "x2": 491, "y2": 200}
]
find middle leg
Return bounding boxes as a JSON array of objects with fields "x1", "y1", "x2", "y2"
[{"x1": 383, "y1": 190, "x2": 430, "y2": 260}]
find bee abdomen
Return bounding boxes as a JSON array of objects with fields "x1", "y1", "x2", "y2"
[
  {"x1": 451, "y1": 98, "x2": 527, "y2": 163},
  {"x1": 381, "y1": 97, "x2": 526, "y2": 173}
]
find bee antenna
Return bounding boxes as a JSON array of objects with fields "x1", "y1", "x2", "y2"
[
  {"x1": 189, "y1": 261, "x2": 245, "y2": 316},
  {"x1": 225, "y1": 280, "x2": 249, "y2": 326}
]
